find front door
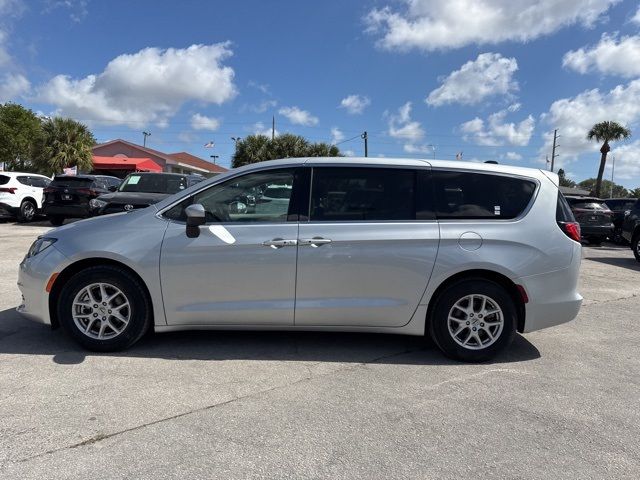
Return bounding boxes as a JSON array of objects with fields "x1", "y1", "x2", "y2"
[
  {"x1": 159, "y1": 168, "x2": 303, "y2": 326},
  {"x1": 295, "y1": 166, "x2": 440, "y2": 327}
]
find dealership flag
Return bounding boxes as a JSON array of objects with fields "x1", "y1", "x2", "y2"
[
  {"x1": 63, "y1": 166, "x2": 77, "y2": 175},
  {"x1": 204, "y1": 141, "x2": 215, "y2": 148}
]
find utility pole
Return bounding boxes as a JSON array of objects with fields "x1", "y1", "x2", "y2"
[
  {"x1": 361, "y1": 131, "x2": 368, "y2": 157},
  {"x1": 611, "y1": 155, "x2": 616, "y2": 197},
  {"x1": 550, "y1": 129, "x2": 559, "y2": 172},
  {"x1": 272, "y1": 116, "x2": 275, "y2": 141},
  {"x1": 142, "y1": 131, "x2": 151, "y2": 147},
  {"x1": 210, "y1": 155, "x2": 219, "y2": 165},
  {"x1": 546, "y1": 155, "x2": 550, "y2": 170}
]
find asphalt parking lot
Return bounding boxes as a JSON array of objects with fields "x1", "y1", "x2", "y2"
[{"x1": 0, "y1": 220, "x2": 639, "y2": 479}]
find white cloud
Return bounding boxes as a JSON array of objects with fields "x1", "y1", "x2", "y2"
[
  {"x1": 426, "y1": 53, "x2": 518, "y2": 106},
  {"x1": 339, "y1": 94, "x2": 371, "y2": 114},
  {"x1": 44, "y1": 0, "x2": 88, "y2": 23},
  {"x1": 243, "y1": 99, "x2": 277, "y2": 114},
  {"x1": 343, "y1": 149, "x2": 356, "y2": 157},
  {"x1": 278, "y1": 106, "x2": 319, "y2": 126},
  {"x1": 190, "y1": 113, "x2": 221, "y2": 131},
  {"x1": 609, "y1": 140, "x2": 640, "y2": 179},
  {"x1": 403, "y1": 143, "x2": 435, "y2": 155},
  {"x1": 0, "y1": 30, "x2": 11, "y2": 67},
  {"x1": 539, "y1": 80, "x2": 640, "y2": 164},
  {"x1": 37, "y1": 43, "x2": 237, "y2": 126},
  {"x1": 631, "y1": 5, "x2": 640, "y2": 25},
  {"x1": 563, "y1": 33, "x2": 640, "y2": 77},
  {"x1": 0, "y1": 72, "x2": 30, "y2": 101},
  {"x1": 461, "y1": 104, "x2": 534, "y2": 146},
  {"x1": 252, "y1": 121, "x2": 278, "y2": 137},
  {"x1": 330, "y1": 127, "x2": 344, "y2": 144},
  {"x1": 248, "y1": 80, "x2": 270, "y2": 94},
  {"x1": 365, "y1": 0, "x2": 620, "y2": 52},
  {"x1": 504, "y1": 151, "x2": 523, "y2": 161},
  {"x1": 387, "y1": 102, "x2": 425, "y2": 142}
]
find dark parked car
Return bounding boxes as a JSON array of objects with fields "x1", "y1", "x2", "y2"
[
  {"x1": 621, "y1": 198, "x2": 640, "y2": 261},
  {"x1": 564, "y1": 196, "x2": 614, "y2": 245},
  {"x1": 43, "y1": 175, "x2": 122, "y2": 226},
  {"x1": 90, "y1": 172, "x2": 205, "y2": 215},
  {"x1": 603, "y1": 198, "x2": 638, "y2": 244}
]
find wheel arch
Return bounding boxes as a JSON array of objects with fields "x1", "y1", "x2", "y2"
[
  {"x1": 20, "y1": 196, "x2": 38, "y2": 207},
  {"x1": 48, "y1": 258, "x2": 154, "y2": 329},
  {"x1": 425, "y1": 269, "x2": 526, "y2": 334}
]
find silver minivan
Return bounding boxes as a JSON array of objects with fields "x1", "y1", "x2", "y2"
[{"x1": 17, "y1": 158, "x2": 583, "y2": 361}]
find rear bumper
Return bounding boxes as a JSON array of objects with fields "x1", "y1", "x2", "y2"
[
  {"x1": 580, "y1": 224, "x2": 613, "y2": 237},
  {"x1": 43, "y1": 204, "x2": 91, "y2": 218},
  {"x1": 518, "y1": 241, "x2": 582, "y2": 333}
]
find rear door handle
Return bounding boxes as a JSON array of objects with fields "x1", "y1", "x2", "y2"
[
  {"x1": 299, "y1": 237, "x2": 332, "y2": 247},
  {"x1": 262, "y1": 238, "x2": 298, "y2": 249}
]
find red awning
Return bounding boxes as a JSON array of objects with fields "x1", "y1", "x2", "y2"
[{"x1": 92, "y1": 156, "x2": 162, "y2": 172}]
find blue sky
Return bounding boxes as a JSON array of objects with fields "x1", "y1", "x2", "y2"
[{"x1": 2, "y1": 0, "x2": 640, "y2": 187}]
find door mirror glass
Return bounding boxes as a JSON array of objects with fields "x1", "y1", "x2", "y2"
[
  {"x1": 185, "y1": 203, "x2": 206, "y2": 238},
  {"x1": 108, "y1": 185, "x2": 118, "y2": 192}
]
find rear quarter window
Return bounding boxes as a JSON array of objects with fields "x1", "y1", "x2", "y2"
[
  {"x1": 433, "y1": 170, "x2": 536, "y2": 219},
  {"x1": 0, "y1": 175, "x2": 11, "y2": 185}
]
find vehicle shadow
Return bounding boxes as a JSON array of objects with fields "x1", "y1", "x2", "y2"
[
  {"x1": 0, "y1": 308, "x2": 541, "y2": 366},
  {"x1": 585, "y1": 256, "x2": 640, "y2": 272}
]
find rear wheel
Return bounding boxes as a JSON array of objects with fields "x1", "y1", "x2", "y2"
[
  {"x1": 49, "y1": 216, "x2": 65, "y2": 226},
  {"x1": 17, "y1": 199, "x2": 36, "y2": 223},
  {"x1": 632, "y1": 235, "x2": 640, "y2": 262},
  {"x1": 589, "y1": 236, "x2": 604, "y2": 246},
  {"x1": 429, "y1": 279, "x2": 517, "y2": 362},
  {"x1": 57, "y1": 265, "x2": 151, "y2": 351}
]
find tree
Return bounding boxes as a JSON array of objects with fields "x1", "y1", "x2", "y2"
[
  {"x1": 578, "y1": 178, "x2": 628, "y2": 198},
  {"x1": 232, "y1": 133, "x2": 341, "y2": 168},
  {"x1": 557, "y1": 168, "x2": 576, "y2": 188},
  {"x1": 0, "y1": 103, "x2": 42, "y2": 171},
  {"x1": 629, "y1": 187, "x2": 640, "y2": 198},
  {"x1": 587, "y1": 121, "x2": 631, "y2": 197},
  {"x1": 34, "y1": 117, "x2": 96, "y2": 175}
]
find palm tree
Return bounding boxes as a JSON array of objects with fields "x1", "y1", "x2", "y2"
[
  {"x1": 36, "y1": 117, "x2": 96, "y2": 175},
  {"x1": 587, "y1": 121, "x2": 631, "y2": 197}
]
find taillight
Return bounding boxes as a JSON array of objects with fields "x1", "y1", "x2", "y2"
[
  {"x1": 558, "y1": 221, "x2": 581, "y2": 242},
  {"x1": 0, "y1": 187, "x2": 17, "y2": 194},
  {"x1": 43, "y1": 187, "x2": 55, "y2": 194},
  {"x1": 75, "y1": 188, "x2": 96, "y2": 196}
]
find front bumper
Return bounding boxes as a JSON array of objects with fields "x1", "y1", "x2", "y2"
[
  {"x1": 43, "y1": 204, "x2": 92, "y2": 218},
  {"x1": 17, "y1": 245, "x2": 69, "y2": 325}
]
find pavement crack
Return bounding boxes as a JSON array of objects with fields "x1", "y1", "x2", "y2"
[{"x1": 16, "y1": 346, "x2": 425, "y2": 465}]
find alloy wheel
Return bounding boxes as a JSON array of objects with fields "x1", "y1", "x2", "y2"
[
  {"x1": 447, "y1": 294, "x2": 504, "y2": 350},
  {"x1": 71, "y1": 282, "x2": 131, "y2": 339}
]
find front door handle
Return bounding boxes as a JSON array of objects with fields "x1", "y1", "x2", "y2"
[
  {"x1": 262, "y1": 238, "x2": 298, "y2": 249},
  {"x1": 299, "y1": 237, "x2": 332, "y2": 247}
]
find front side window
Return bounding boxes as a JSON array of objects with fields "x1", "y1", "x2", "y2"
[
  {"x1": 165, "y1": 168, "x2": 296, "y2": 223},
  {"x1": 433, "y1": 170, "x2": 536, "y2": 220},
  {"x1": 310, "y1": 167, "x2": 416, "y2": 221}
]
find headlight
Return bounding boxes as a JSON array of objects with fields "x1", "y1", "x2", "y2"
[
  {"x1": 89, "y1": 198, "x2": 107, "y2": 209},
  {"x1": 26, "y1": 237, "x2": 57, "y2": 258}
]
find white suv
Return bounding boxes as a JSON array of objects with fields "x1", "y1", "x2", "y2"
[{"x1": 0, "y1": 172, "x2": 51, "y2": 222}]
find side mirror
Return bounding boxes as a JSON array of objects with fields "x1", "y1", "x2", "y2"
[
  {"x1": 108, "y1": 186, "x2": 118, "y2": 192},
  {"x1": 185, "y1": 203, "x2": 206, "y2": 238}
]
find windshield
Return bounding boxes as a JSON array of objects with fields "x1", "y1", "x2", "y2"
[
  {"x1": 119, "y1": 174, "x2": 187, "y2": 194},
  {"x1": 51, "y1": 177, "x2": 94, "y2": 188},
  {"x1": 571, "y1": 202, "x2": 608, "y2": 210}
]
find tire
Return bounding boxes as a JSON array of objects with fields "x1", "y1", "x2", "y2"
[
  {"x1": 49, "y1": 216, "x2": 65, "y2": 226},
  {"x1": 57, "y1": 265, "x2": 151, "y2": 351},
  {"x1": 17, "y1": 199, "x2": 36, "y2": 223},
  {"x1": 632, "y1": 235, "x2": 640, "y2": 263},
  {"x1": 429, "y1": 278, "x2": 517, "y2": 362}
]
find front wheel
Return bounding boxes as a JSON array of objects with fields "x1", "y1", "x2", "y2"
[
  {"x1": 57, "y1": 265, "x2": 151, "y2": 351},
  {"x1": 429, "y1": 279, "x2": 517, "y2": 362}
]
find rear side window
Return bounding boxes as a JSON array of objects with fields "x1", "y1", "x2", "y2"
[
  {"x1": 310, "y1": 167, "x2": 416, "y2": 221},
  {"x1": 433, "y1": 170, "x2": 536, "y2": 219},
  {"x1": 17, "y1": 176, "x2": 32, "y2": 186},
  {"x1": 29, "y1": 177, "x2": 46, "y2": 188},
  {"x1": 556, "y1": 193, "x2": 576, "y2": 222},
  {"x1": 0, "y1": 175, "x2": 10, "y2": 185}
]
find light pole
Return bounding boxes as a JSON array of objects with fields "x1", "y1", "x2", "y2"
[
  {"x1": 427, "y1": 144, "x2": 436, "y2": 160},
  {"x1": 231, "y1": 137, "x2": 241, "y2": 153},
  {"x1": 142, "y1": 131, "x2": 151, "y2": 147},
  {"x1": 210, "y1": 155, "x2": 219, "y2": 164}
]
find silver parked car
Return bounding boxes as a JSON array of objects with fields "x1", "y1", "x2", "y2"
[{"x1": 17, "y1": 158, "x2": 583, "y2": 362}]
